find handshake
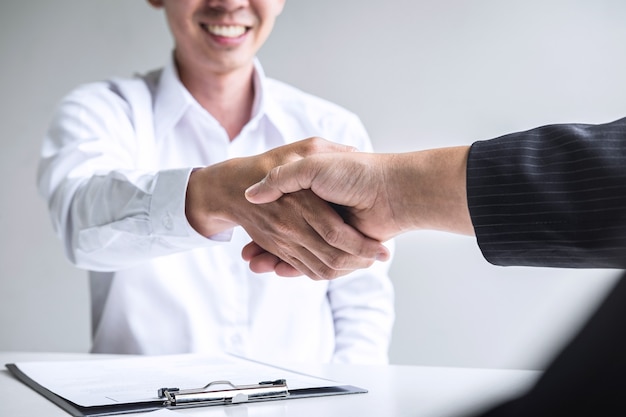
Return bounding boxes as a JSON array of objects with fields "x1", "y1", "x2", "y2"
[{"x1": 187, "y1": 137, "x2": 472, "y2": 280}]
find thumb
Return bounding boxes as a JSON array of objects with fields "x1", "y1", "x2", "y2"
[
  {"x1": 245, "y1": 162, "x2": 312, "y2": 204},
  {"x1": 245, "y1": 175, "x2": 284, "y2": 204}
]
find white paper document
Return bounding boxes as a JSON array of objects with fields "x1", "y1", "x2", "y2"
[{"x1": 11, "y1": 353, "x2": 342, "y2": 407}]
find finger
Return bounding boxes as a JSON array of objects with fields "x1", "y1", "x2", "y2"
[
  {"x1": 244, "y1": 237, "x2": 338, "y2": 280},
  {"x1": 245, "y1": 161, "x2": 313, "y2": 204},
  {"x1": 302, "y1": 203, "x2": 390, "y2": 261},
  {"x1": 241, "y1": 242, "x2": 301, "y2": 275},
  {"x1": 294, "y1": 137, "x2": 357, "y2": 158},
  {"x1": 271, "y1": 192, "x2": 383, "y2": 278},
  {"x1": 244, "y1": 239, "x2": 361, "y2": 279},
  {"x1": 274, "y1": 261, "x2": 307, "y2": 277},
  {"x1": 279, "y1": 247, "x2": 356, "y2": 280},
  {"x1": 244, "y1": 231, "x2": 361, "y2": 280},
  {"x1": 243, "y1": 242, "x2": 310, "y2": 277},
  {"x1": 278, "y1": 228, "x2": 378, "y2": 279},
  {"x1": 244, "y1": 188, "x2": 378, "y2": 280},
  {"x1": 277, "y1": 242, "x2": 353, "y2": 280},
  {"x1": 241, "y1": 240, "x2": 266, "y2": 261},
  {"x1": 249, "y1": 251, "x2": 284, "y2": 274}
]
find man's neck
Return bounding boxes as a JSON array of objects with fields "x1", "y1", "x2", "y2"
[{"x1": 179, "y1": 63, "x2": 255, "y2": 141}]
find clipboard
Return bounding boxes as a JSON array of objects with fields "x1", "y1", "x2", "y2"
[{"x1": 5, "y1": 354, "x2": 367, "y2": 417}]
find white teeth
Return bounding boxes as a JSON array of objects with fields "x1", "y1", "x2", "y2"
[{"x1": 206, "y1": 25, "x2": 246, "y2": 38}]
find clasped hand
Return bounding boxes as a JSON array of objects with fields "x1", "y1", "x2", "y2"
[
  {"x1": 242, "y1": 143, "x2": 474, "y2": 278},
  {"x1": 185, "y1": 137, "x2": 390, "y2": 280},
  {"x1": 242, "y1": 147, "x2": 407, "y2": 279}
]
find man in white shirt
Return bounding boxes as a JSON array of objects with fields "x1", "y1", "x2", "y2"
[{"x1": 36, "y1": 0, "x2": 394, "y2": 364}]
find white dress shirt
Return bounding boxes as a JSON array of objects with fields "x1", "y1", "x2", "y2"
[{"x1": 37, "y1": 57, "x2": 395, "y2": 365}]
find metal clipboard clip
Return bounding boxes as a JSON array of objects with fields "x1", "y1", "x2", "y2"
[{"x1": 158, "y1": 379, "x2": 289, "y2": 407}]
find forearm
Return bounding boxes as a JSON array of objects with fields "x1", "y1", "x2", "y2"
[
  {"x1": 48, "y1": 168, "x2": 215, "y2": 271},
  {"x1": 36, "y1": 86, "x2": 217, "y2": 270},
  {"x1": 245, "y1": 146, "x2": 474, "y2": 241},
  {"x1": 386, "y1": 146, "x2": 473, "y2": 236}
]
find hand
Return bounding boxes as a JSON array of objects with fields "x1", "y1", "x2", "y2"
[
  {"x1": 245, "y1": 151, "x2": 405, "y2": 241},
  {"x1": 243, "y1": 146, "x2": 474, "y2": 275},
  {"x1": 185, "y1": 137, "x2": 389, "y2": 280},
  {"x1": 242, "y1": 151, "x2": 400, "y2": 278}
]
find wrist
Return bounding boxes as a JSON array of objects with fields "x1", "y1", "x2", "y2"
[
  {"x1": 394, "y1": 147, "x2": 473, "y2": 235},
  {"x1": 185, "y1": 163, "x2": 238, "y2": 237}
]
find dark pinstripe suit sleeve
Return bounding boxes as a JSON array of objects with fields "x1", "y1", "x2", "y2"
[{"x1": 467, "y1": 117, "x2": 626, "y2": 268}]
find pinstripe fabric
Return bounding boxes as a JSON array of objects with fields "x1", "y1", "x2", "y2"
[
  {"x1": 467, "y1": 117, "x2": 626, "y2": 268},
  {"x1": 467, "y1": 119, "x2": 626, "y2": 415}
]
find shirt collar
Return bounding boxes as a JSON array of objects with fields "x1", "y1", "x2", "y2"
[
  {"x1": 255, "y1": 62, "x2": 293, "y2": 144},
  {"x1": 153, "y1": 55, "x2": 286, "y2": 143},
  {"x1": 152, "y1": 54, "x2": 192, "y2": 141}
]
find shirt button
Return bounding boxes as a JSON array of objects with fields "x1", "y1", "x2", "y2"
[{"x1": 162, "y1": 213, "x2": 173, "y2": 230}]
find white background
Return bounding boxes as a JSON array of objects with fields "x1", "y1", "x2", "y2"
[{"x1": 1, "y1": 0, "x2": 624, "y2": 369}]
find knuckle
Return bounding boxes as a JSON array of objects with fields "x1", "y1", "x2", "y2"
[
  {"x1": 355, "y1": 241, "x2": 378, "y2": 259},
  {"x1": 322, "y1": 226, "x2": 343, "y2": 246},
  {"x1": 361, "y1": 257, "x2": 376, "y2": 269},
  {"x1": 328, "y1": 249, "x2": 375, "y2": 272},
  {"x1": 265, "y1": 165, "x2": 282, "y2": 186},
  {"x1": 305, "y1": 137, "x2": 325, "y2": 153},
  {"x1": 273, "y1": 220, "x2": 293, "y2": 236},
  {"x1": 326, "y1": 251, "x2": 349, "y2": 271},
  {"x1": 316, "y1": 265, "x2": 340, "y2": 281}
]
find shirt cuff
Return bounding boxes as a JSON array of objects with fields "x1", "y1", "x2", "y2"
[{"x1": 150, "y1": 168, "x2": 234, "y2": 245}]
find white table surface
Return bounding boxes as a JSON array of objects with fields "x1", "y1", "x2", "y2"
[{"x1": 1, "y1": 352, "x2": 539, "y2": 417}]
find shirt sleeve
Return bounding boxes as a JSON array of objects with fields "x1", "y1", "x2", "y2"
[
  {"x1": 467, "y1": 116, "x2": 626, "y2": 269},
  {"x1": 36, "y1": 82, "x2": 226, "y2": 272}
]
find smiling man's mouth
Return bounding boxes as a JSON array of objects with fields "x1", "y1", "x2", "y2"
[{"x1": 203, "y1": 24, "x2": 249, "y2": 38}]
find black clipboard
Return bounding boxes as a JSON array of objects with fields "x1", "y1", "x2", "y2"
[{"x1": 6, "y1": 355, "x2": 367, "y2": 417}]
